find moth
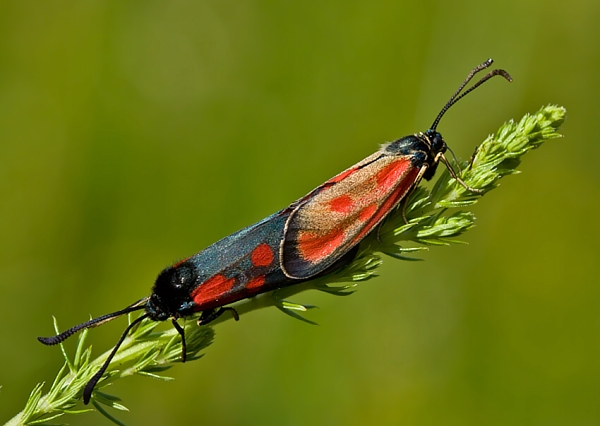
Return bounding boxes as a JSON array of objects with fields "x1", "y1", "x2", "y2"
[{"x1": 39, "y1": 59, "x2": 511, "y2": 404}]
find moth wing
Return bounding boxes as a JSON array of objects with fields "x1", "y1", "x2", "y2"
[{"x1": 281, "y1": 153, "x2": 420, "y2": 279}]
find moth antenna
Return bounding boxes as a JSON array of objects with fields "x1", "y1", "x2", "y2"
[
  {"x1": 445, "y1": 69, "x2": 512, "y2": 110},
  {"x1": 430, "y1": 59, "x2": 512, "y2": 131},
  {"x1": 37, "y1": 298, "x2": 148, "y2": 345},
  {"x1": 83, "y1": 313, "x2": 149, "y2": 404}
]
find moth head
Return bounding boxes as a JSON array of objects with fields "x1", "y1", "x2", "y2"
[{"x1": 425, "y1": 129, "x2": 447, "y2": 156}]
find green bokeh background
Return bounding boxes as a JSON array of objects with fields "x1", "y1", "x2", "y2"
[{"x1": 1, "y1": 1, "x2": 598, "y2": 425}]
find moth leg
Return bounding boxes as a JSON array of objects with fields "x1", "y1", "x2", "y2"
[
  {"x1": 375, "y1": 225, "x2": 383, "y2": 245},
  {"x1": 171, "y1": 318, "x2": 187, "y2": 362},
  {"x1": 197, "y1": 307, "x2": 239, "y2": 326},
  {"x1": 438, "y1": 154, "x2": 483, "y2": 194},
  {"x1": 467, "y1": 145, "x2": 480, "y2": 170}
]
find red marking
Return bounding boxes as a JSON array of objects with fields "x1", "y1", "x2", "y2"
[
  {"x1": 191, "y1": 274, "x2": 236, "y2": 306},
  {"x1": 246, "y1": 275, "x2": 265, "y2": 290},
  {"x1": 251, "y1": 243, "x2": 274, "y2": 267},
  {"x1": 327, "y1": 167, "x2": 359, "y2": 184},
  {"x1": 359, "y1": 204, "x2": 378, "y2": 222},
  {"x1": 298, "y1": 228, "x2": 345, "y2": 262},
  {"x1": 375, "y1": 159, "x2": 411, "y2": 191},
  {"x1": 353, "y1": 167, "x2": 420, "y2": 244},
  {"x1": 289, "y1": 167, "x2": 361, "y2": 211},
  {"x1": 329, "y1": 194, "x2": 354, "y2": 214}
]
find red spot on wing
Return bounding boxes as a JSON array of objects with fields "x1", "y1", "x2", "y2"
[
  {"x1": 375, "y1": 159, "x2": 412, "y2": 191},
  {"x1": 329, "y1": 195, "x2": 354, "y2": 213},
  {"x1": 191, "y1": 274, "x2": 236, "y2": 306},
  {"x1": 352, "y1": 166, "x2": 420, "y2": 244},
  {"x1": 327, "y1": 166, "x2": 359, "y2": 184},
  {"x1": 297, "y1": 228, "x2": 345, "y2": 262},
  {"x1": 358, "y1": 204, "x2": 378, "y2": 222},
  {"x1": 289, "y1": 167, "x2": 361, "y2": 213},
  {"x1": 251, "y1": 243, "x2": 274, "y2": 267},
  {"x1": 246, "y1": 276, "x2": 265, "y2": 290}
]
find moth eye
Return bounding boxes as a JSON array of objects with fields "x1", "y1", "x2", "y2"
[{"x1": 431, "y1": 133, "x2": 445, "y2": 152}]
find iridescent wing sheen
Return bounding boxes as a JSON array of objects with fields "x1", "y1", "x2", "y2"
[
  {"x1": 281, "y1": 151, "x2": 421, "y2": 279},
  {"x1": 185, "y1": 210, "x2": 292, "y2": 310}
]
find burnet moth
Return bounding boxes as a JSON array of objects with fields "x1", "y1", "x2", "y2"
[{"x1": 39, "y1": 59, "x2": 512, "y2": 404}]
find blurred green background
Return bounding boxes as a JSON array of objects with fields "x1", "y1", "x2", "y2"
[{"x1": 1, "y1": 1, "x2": 598, "y2": 425}]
